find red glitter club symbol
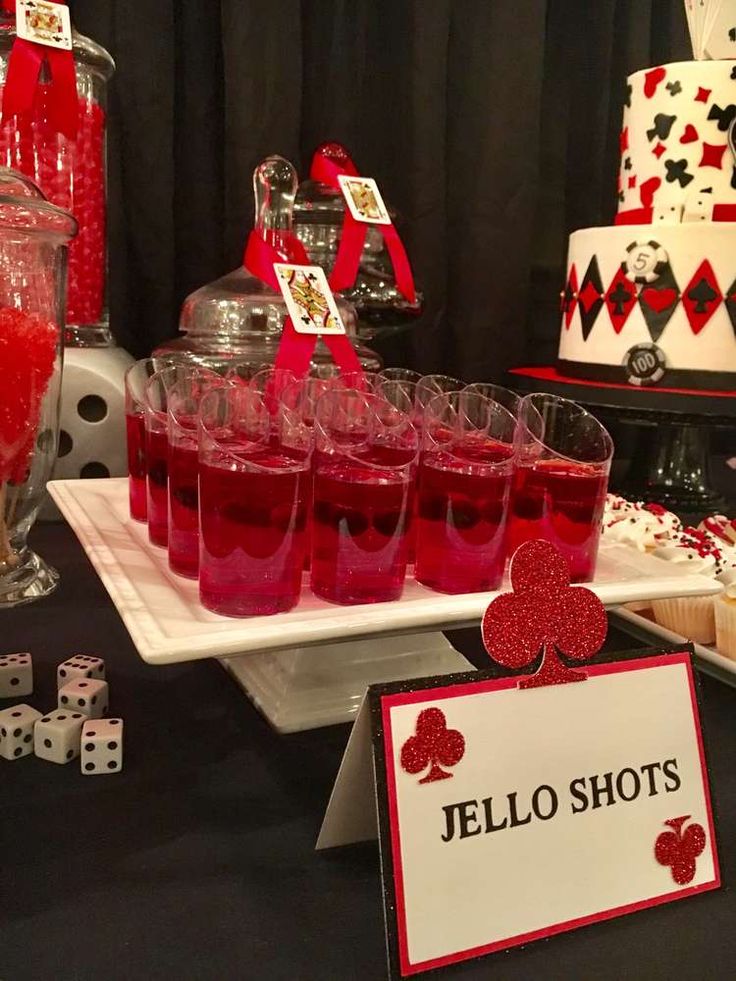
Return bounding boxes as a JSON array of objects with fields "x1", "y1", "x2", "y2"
[
  {"x1": 655, "y1": 816, "x2": 706, "y2": 885},
  {"x1": 400, "y1": 708, "x2": 465, "y2": 784},
  {"x1": 482, "y1": 540, "x2": 608, "y2": 688}
]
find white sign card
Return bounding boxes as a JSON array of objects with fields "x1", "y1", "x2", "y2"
[{"x1": 318, "y1": 650, "x2": 719, "y2": 979}]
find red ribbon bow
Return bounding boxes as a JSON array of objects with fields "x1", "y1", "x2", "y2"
[
  {"x1": 1, "y1": 0, "x2": 78, "y2": 140},
  {"x1": 309, "y1": 142, "x2": 417, "y2": 303},
  {"x1": 243, "y1": 229, "x2": 362, "y2": 378}
]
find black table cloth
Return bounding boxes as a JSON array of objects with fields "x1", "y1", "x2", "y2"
[{"x1": 1, "y1": 522, "x2": 735, "y2": 981}]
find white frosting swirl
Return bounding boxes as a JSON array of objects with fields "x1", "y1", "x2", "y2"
[{"x1": 602, "y1": 494, "x2": 681, "y2": 551}]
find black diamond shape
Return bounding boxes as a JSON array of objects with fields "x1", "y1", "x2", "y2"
[
  {"x1": 725, "y1": 277, "x2": 736, "y2": 340},
  {"x1": 638, "y1": 267, "x2": 680, "y2": 343},
  {"x1": 578, "y1": 257, "x2": 604, "y2": 341}
]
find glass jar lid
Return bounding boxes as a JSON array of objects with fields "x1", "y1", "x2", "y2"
[{"x1": 0, "y1": 167, "x2": 77, "y2": 240}]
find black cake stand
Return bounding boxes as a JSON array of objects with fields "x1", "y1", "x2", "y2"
[{"x1": 509, "y1": 366, "x2": 736, "y2": 512}]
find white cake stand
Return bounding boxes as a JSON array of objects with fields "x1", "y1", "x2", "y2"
[{"x1": 49, "y1": 478, "x2": 721, "y2": 732}]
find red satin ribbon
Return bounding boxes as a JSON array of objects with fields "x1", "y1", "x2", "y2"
[
  {"x1": 243, "y1": 230, "x2": 362, "y2": 378},
  {"x1": 309, "y1": 145, "x2": 417, "y2": 303},
  {"x1": 1, "y1": 0, "x2": 78, "y2": 139}
]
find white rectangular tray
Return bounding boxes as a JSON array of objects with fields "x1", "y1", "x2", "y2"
[
  {"x1": 48, "y1": 478, "x2": 722, "y2": 667},
  {"x1": 614, "y1": 606, "x2": 736, "y2": 688}
]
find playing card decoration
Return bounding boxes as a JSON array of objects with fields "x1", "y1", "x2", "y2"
[
  {"x1": 604, "y1": 266, "x2": 637, "y2": 333},
  {"x1": 481, "y1": 541, "x2": 608, "y2": 689},
  {"x1": 400, "y1": 708, "x2": 465, "y2": 784},
  {"x1": 309, "y1": 142, "x2": 416, "y2": 302},
  {"x1": 655, "y1": 816, "x2": 707, "y2": 885},
  {"x1": 1, "y1": 0, "x2": 78, "y2": 138}
]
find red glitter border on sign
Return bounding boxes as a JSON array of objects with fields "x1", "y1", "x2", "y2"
[{"x1": 380, "y1": 651, "x2": 719, "y2": 977}]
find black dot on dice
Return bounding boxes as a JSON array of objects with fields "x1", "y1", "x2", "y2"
[
  {"x1": 109, "y1": 720, "x2": 119, "y2": 726},
  {"x1": 107, "y1": 761, "x2": 117, "y2": 770},
  {"x1": 8, "y1": 656, "x2": 16, "y2": 662},
  {"x1": 41, "y1": 717, "x2": 50, "y2": 723},
  {"x1": 23, "y1": 734, "x2": 31, "y2": 743},
  {"x1": 13, "y1": 728, "x2": 21, "y2": 737},
  {"x1": 14, "y1": 747, "x2": 22, "y2": 757},
  {"x1": 72, "y1": 713, "x2": 82, "y2": 719},
  {"x1": 108, "y1": 741, "x2": 117, "y2": 750},
  {"x1": 79, "y1": 699, "x2": 86, "y2": 707},
  {"x1": 85, "y1": 743, "x2": 95, "y2": 751},
  {"x1": 10, "y1": 677, "x2": 19, "y2": 686},
  {"x1": 44, "y1": 738, "x2": 52, "y2": 748},
  {"x1": 61, "y1": 696, "x2": 68, "y2": 704},
  {"x1": 58, "y1": 715, "x2": 66, "y2": 721},
  {"x1": 0, "y1": 728, "x2": 5, "y2": 737},
  {"x1": 66, "y1": 750, "x2": 73, "y2": 760},
  {"x1": 85, "y1": 762, "x2": 95, "y2": 771},
  {"x1": 11, "y1": 711, "x2": 20, "y2": 717},
  {"x1": 87, "y1": 730, "x2": 96, "y2": 736},
  {"x1": 60, "y1": 669, "x2": 66, "y2": 677},
  {"x1": 79, "y1": 682, "x2": 88, "y2": 688}
]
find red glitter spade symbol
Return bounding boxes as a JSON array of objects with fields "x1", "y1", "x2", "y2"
[
  {"x1": 482, "y1": 541, "x2": 608, "y2": 689},
  {"x1": 400, "y1": 707, "x2": 465, "y2": 784},
  {"x1": 655, "y1": 816, "x2": 706, "y2": 885}
]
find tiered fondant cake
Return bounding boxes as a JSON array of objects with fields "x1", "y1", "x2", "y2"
[{"x1": 558, "y1": 60, "x2": 736, "y2": 388}]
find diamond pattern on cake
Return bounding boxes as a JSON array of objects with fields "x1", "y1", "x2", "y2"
[
  {"x1": 724, "y1": 277, "x2": 736, "y2": 340},
  {"x1": 638, "y1": 267, "x2": 680, "y2": 343},
  {"x1": 562, "y1": 264, "x2": 578, "y2": 328},
  {"x1": 578, "y1": 258, "x2": 604, "y2": 340},
  {"x1": 699, "y1": 143, "x2": 728, "y2": 169},
  {"x1": 604, "y1": 267, "x2": 636, "y2": 335},
  {"x1": 683, "y1": 260, "x2": 722, "y2": 335}
]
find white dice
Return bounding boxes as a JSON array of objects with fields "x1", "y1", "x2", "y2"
[
  {"x1": 34, "y1": 709, "x2": 86, "y2": 764},
  {"x1": 57, "y1": 655, "x2": 105, "y2": 689},
  {"x1": 0, "y1": 703, "x2": 41, "y2": 760},
  {"x1": 81, "y1": 718, "x2": 123, "y2": 774},
  {"x1": 58, "y1": 678, "x2": 109, "y2": 719},
  {"x1": 0, "y1": 652, "x2": 33, "y2": 698}
]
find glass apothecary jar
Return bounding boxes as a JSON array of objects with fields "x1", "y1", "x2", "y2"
[
  {"x1": 155, "y1": 156, "x2": 382, "y2": 374},
  {"x1": 0, "y1": 168, "x2": 77, "y2": 605},
  {"x1": 0, "y1": 7, "x2": 114, "y2": 342}
]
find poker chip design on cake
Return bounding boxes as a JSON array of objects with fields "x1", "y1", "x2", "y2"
[{"x1": 622, "y1": 240, "x2": 669, "y2": 284}]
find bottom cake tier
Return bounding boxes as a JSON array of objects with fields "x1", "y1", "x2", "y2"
[{"x1": 558, "y1": 222, "x2": 736, "y2": 388}]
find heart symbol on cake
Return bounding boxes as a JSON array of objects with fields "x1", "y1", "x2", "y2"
[
  {"x1": 680, "y1": 124, "x2": 698, "y2": 144},
  {"x1": 640, "y1": 286, "x2": 678, "y2": 313}
]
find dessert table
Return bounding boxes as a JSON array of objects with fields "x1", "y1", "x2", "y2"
[{"x1": 2, "y1": 521, "x2": 736, "y2": 980}]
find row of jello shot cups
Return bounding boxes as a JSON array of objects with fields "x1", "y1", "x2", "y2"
[{"x1": 125, "y1": 362, "x2": 613, "y2": 617}]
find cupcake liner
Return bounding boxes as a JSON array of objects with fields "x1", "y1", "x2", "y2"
[
  {"x1": 651, "y1": 595, "x2": 716, "y2": 645},
  {"x1": 715, "y1": 596, "x2": 736, "y2": 661}
]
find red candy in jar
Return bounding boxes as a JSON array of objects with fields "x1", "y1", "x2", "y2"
[{"x1": 0, "y1": 9, "x2": 114, "y2": 328}]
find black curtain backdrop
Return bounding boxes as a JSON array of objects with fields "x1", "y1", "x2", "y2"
[{"x1": 68, "y1": 0, "x2": 690, "y2": 380}]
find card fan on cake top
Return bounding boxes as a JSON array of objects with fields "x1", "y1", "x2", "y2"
[{"x1": 687, "y1": 0, "x2": 736, "y2": 60}]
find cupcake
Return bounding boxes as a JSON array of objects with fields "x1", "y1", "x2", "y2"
[
  {"x1": 699, "y1": 514, "x2": 736, "y2": 547},
  {"x1": 602, "y1": 494, "x2": 681, "y2": 552},
  {"x1": 651, "y1": 527, "x2": 736, "y2": 645},
  {"x1": 714, "y1": 567, "x2": 736, "y2": 659}
]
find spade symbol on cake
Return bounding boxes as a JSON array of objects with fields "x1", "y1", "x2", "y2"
[
  {"x1": 605, "y1": 267, "x2": 637, "y2": 334},
  {"x1": 577, "y1": 257, "x2": 604, "y2": 340},
  {"x1": 638, "y1": 266, "x2": 680, "y2": 343},
  {"x1": 724, "y1": 276, "x2": 736, "y2": 341},
  {"x1": 646, "y1": 113, "x2": 676, "y2": 142},
  {"x1": 683, "y1": 260, "x2": 722, "y2": 335}
]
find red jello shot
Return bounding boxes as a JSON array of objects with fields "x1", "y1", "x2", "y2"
[
  {"x1": 124, "y1": 359, "x2": 160, "y2": 523},
  {"x1": 166, "y1": 368, "x2": 226, "y2": 578},
  {"x1": 311, "y1": 389, "x2": 418, "y2": 605},
  {"x1": 506, "y1": 393, "x2": 613, "y2": 582},
  {"x1": 198, "y1": 386, "x2": 311, "y2": 617},
  {"x1": 415, "y1": 391, "x2": 516, "y2": 594}
]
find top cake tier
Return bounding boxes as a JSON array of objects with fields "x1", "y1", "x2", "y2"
[{"x1": 617, "y1": 60, "x2": 736, "y2": 223}]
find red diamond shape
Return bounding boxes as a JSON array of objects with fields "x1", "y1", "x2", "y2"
[
  {"x1": 619, "y1": 127, "x2": 629, "y2": 153},
  {"x1": 653, "y1": 143, "x2": 666, "y2": 158},
  {"x1": 578, "y1": 278, "x2": 602, "y2": 315},
  {"x1": 682, "y1": 260, "x2": 722, "y2": 335},
  {"x1": 628, "y1": 175, "x2": 637, "y2": 189},
  {"x1": 605, "y1": 267, "x2": 637, "y2": 334},
  {"x1": 695, "y1": 87, "x2": 711, "y2": 104},
  {"x1": 563, "y1": 264, "x2": 578, "y2": 328},
  {"x1": 700, "y1": 143, "x2": 727, "y2": 169}
]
